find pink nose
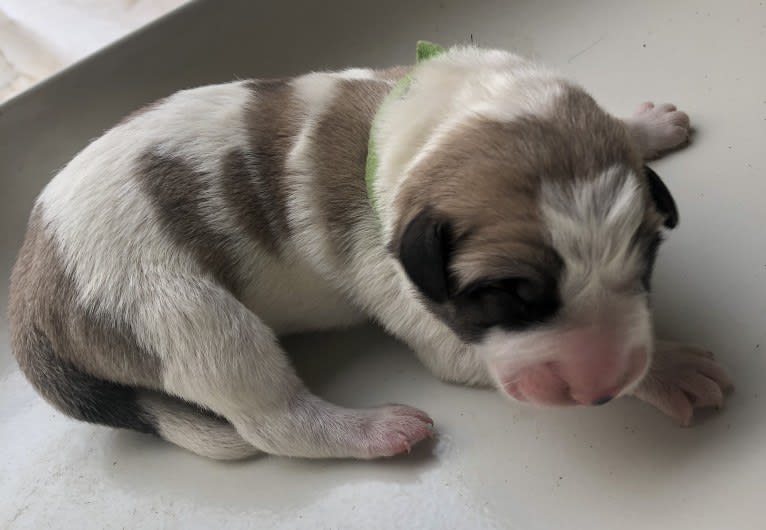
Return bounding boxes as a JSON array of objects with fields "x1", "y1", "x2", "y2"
[
  {"x1": 552, "y1": 329, "x2": 648, "y2": 405},
  {"x1": 500, "y1": 328, "x2": 649, "y2": 406}
]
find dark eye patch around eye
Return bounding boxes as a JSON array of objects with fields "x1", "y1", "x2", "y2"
[{"x1": 452, "y1": 276, "x2": 560, "y2": 339}]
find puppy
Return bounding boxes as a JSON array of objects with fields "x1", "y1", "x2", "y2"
[{"x1": 8, "y1": 44, "x2": 732, "y2": 460}]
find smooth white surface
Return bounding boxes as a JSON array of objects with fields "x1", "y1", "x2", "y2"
[
  {"x1": 1, "y1": 1, "x2": 764, "y2": 528},
  {"x1": 0, "y1": 0, "x2": 187, "y2": 101}
]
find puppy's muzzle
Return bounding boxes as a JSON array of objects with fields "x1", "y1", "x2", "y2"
[{"x1": 497, "y1": 327, "x2": 649, "y2": 406}]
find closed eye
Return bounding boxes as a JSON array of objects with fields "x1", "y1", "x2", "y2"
[
  {"x1": 462, "y1": 278, "x2": 527, "y2": 300},
  {"x1": 456, "y1": 276, "x2": 560, "y2": 331}
]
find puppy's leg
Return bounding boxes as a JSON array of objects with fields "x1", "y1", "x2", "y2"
[
  {"x1": 381, "y1": 305, "x2": 492, "y2": 388},
  {"x1": 630, "y1": 340, "x2": 733, "y2": 426},
  {"x1": 145, "y1": 277, "x2": 433, "y2": 459},
  {"x1": 341, "y1": 251, "x2": 492, "y2": 387},
  {"x1": 624, "y1": 102, "x2": 691, "y2": 159}
]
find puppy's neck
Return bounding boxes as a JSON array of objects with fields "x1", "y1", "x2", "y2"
[{"x1": 365, "y1": 42, "x2": 448, "y2": 221}]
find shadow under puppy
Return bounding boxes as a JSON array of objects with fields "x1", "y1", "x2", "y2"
[{"x1": 9, "y1": 41, "x2": 732, "y2": 460}]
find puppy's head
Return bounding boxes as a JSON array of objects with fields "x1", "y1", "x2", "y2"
[{"x1": 385, "y1": 50, "x2": 678, "y2": 406}]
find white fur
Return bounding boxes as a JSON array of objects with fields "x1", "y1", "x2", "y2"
[
  {"x1": 140, "y1": 391, "x2": 259, "y2": 460},
  {"x1": 240, "y1": 253, "x2": 364, "y2": 335},
  {"x1": 335, "y1": 68, "x2": 375, "y2": 80},
  {"x1": 541, "y1": 165, "x2": 647, "y2": 311}
]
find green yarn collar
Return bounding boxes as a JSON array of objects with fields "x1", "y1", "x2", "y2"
[{"x1": 365, "y1": 41, "x2": 446, "y2": 212}]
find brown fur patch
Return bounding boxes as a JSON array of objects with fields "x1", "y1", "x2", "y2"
[
  {"x1": 310, "y1": 78, "x2": 391, "y2": 259},
  {"x1": 221, "y1": 148, "x2": 284, "y2": 254},
  {"x1": 224, "y1": 78, "x2": 303, "y2": 252},
  {"x1": 8, "y1": 208, "x2": 162, "y2": 421},
  {"x1": 393, "y1": 84, "x2": 648, "y2": 288},
  {"x1": 137, "y1": 151, "x2": 244, "y2": 294}
]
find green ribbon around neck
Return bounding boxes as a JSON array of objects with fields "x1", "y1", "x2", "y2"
[{"x1": 365, "y1": 40, "x2": 446, "y2": 212}]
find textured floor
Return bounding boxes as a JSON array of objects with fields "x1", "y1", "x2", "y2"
[{"x1": 1, "y1": 0, "x2": 765, "y2": 528}]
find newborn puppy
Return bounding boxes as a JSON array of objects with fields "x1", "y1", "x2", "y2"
[{"x1": 8, "y1": 44, "x2": 732, "y2": 460}]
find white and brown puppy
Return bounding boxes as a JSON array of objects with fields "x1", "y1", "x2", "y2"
[{"x1": 9, "y1": 45, "x2": 732, "y2": 460}]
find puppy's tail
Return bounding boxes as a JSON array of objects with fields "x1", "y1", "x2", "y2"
[{"x1": 14, "y1": 327, "x2": 259, "y2": 460}]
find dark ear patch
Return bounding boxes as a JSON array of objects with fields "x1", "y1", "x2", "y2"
[
  {"x1": 644, "y1": 165, "x2": 679, "y2": 229},
  {"x1": 397, "y1": 209, "x2": 453, "y2": 303}
]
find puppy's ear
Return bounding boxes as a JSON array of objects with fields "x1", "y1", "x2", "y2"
[
  {"x1": 396, "y1": 209, "x2": 454, "y2": 303},
  {"x1": 644, "y1": 165, "x2": 679, "y2": 229}
]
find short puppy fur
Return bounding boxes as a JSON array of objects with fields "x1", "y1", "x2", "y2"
[{"x1": 8, "y1": 46, "x2": 731, "y2": 460}]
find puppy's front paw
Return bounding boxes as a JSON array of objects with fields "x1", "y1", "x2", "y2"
[
  {"x1": 628, "y1": 102, "x2": 691, "y2": 158},
  {"x1": 360, "y1": 405, "x2": 434, "y2": 458},
  {"x1": 631, "y1": 342, "x2": 733, "y2": 426}
]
